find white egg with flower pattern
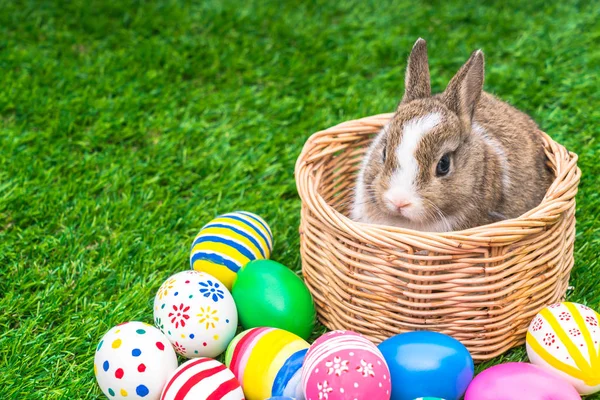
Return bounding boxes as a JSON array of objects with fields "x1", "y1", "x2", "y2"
[
  {"x1": 154, "y1": 270, "x2": 238, "y2": 359},
  {"x1": 526, "y1": 301, "x2": 600, "y2": 395}
]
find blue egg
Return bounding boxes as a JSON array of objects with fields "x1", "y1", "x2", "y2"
[
  {"x1": 378, "y1": 331, "x2": 473, "y2": 400},
  {"x1": 266, "y1": 397, "x2": 295, "y2": 400}
]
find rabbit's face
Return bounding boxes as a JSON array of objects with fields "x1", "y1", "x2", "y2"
[
  {"x1": 352, "y1": 38, "x2": 490, "y2": 232},
  {"x1": 362, "y1": 100, "x2": 483, "y2": 231}
]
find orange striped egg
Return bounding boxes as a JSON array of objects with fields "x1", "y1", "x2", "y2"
[
  {"x1": 526, "y1": 301, "x2": 600, "y2": 395},
  {"x1": 160, "y1": 358, "x2": 244, "y2": 400}
]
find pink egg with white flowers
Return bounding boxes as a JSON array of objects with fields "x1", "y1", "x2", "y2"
[{"x1": 301, "y1": 330, "x2": 391, "y2": 400}]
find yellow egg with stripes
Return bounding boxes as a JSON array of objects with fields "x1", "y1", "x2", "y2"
[
  {"x1": 526, "y1": 301, "x2": 600, "y2": 395},
  {"x1": 225, "y1": 327, "x2": 309, "y2": 400},
  {"x1": 190, "y1": 211, "x2": 273, "y2": 290}
]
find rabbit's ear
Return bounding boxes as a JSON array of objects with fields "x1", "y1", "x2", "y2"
[
  {"x1": 402, "y1": 38, "x2": 431, "y2": 103},
  {"x1": 442, "y1": 49, "x2": 485, "y2": 128}
]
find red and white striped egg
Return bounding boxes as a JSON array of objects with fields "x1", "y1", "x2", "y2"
[
  {"x1": 301, "y1": 330, "x2": 391, "y2": 400},
  {"x1": 160, "y1": 358, "x2": 244, "y2": 400},
  {"x1": 526, "y1": 301, "x2": 600, "y2": 395}
]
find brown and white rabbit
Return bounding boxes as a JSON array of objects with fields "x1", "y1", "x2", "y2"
[{"x1": 351, "y1": 38, "x2": 553, "y2": 232}]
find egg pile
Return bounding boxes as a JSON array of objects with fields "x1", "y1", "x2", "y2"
[
  {"x1": 94, "y1": 210, "x2": 319, "y2": 400},
  {"x1": 93, "y1": 209, "x2": 600, "y2": 400}
]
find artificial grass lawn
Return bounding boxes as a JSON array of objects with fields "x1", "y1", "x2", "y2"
[{"x1": 0, "y1": 0, "x2": 599, "y2": 398}]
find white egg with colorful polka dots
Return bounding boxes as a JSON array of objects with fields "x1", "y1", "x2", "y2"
[
  {"x1": 153, "y1": 270, "x2": 238, "y2": 359},
  {"x1": 94, "y1": 321, "x2": 178, "y2": 400}
]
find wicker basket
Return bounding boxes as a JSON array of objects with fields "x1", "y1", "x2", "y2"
[{"x1": 294, "y1": 113, "x2": 581, "y2": 361}]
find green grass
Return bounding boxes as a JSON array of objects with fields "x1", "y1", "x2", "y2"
[{"x1": 0, "y1": 0, "x2": 599, "y2": 398}]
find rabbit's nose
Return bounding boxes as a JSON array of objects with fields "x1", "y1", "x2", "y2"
[
  {"x1": 392, "y1": 199, "x2": 412, "y2": 210},
  {"x1": 385, "y1": 193, "x2": 412, "y2": 211}
]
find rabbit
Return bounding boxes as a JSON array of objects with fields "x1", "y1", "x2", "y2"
[{"x1": 351, "y1": 38, "x2": 554, "y2": 232}]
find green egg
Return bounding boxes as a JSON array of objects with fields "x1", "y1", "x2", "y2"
[{"x1": 232, "y1": 259, "x2": 316, "y2": 340}]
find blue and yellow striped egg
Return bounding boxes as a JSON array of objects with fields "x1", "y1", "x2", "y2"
[
  {"x1": 526, "y1": 301, "x2": 600, "y2": 395},
  {"x1": 190, "y1": 211, "x2": 273, "y2": 290}
]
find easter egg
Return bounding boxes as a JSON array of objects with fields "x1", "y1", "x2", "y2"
[
  {"x1": 190, "y1": 211, "x2": 273, "y2": 290},
  {"x1": 526, "y1": 301, "x2": 600, "y2": 395},
  {"x1": 153, "y1": 270, "x2": 237, "y2": 359},
  {"x1": 94, "y1": 321, "x2": 178, "y2": 400},
  {"x1": 232, "y1": 259, "x2": 315, "y2": 339},
  {"x1": 160, "y1": 358, "x2": 244, "y2": 400},
  {"x1": 225, "y1": 327, "x2": 309, "y2": 400},
  {"x1": 377, "y1": 331, "x2": 473, "y2": 400},
  {"x1": 464, "y1": 362, "x2": 581, "y2": 400},
  {"x1": 301, "y1": 330, "x2": 392, "y2": 400}
]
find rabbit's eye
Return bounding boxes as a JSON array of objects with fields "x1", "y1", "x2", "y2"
[
  {"x1": 382, "y1": 145, "x2": 387, "y2": 163},
  {"x1": 436, "y1": 153, "x2": 451, "y2": 176}
]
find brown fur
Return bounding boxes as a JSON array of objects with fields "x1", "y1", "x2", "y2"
[{"x1": 351, "y1": 39, "x2": 554, "y2": 231}]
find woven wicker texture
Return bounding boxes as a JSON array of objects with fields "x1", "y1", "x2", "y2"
[{"x1": 295, "y1": 113, "x2": 581, "y2": 361}]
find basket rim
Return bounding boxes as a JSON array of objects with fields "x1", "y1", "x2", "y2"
[{"x1": 295, "y1": 112, "x2": 581, "y2": 244}]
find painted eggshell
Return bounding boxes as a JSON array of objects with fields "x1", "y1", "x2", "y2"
[
  {"x1": 266, "y1": 398, "x2": 296, "y2": 400},
  {"x1": 526, "y1": 301, "x2": 600, "y2": 395},
  {"x1": 225, "y1": 327, "x2": 309, "y2": 400},
  {"x1": 160, "y1": 358, "x2": 244, "y2": 400},
  {"x1": 190, "y1": 211, "x2": 273, "y2": 290},
  {"x1": 464, "y1": 362, "x2": 581, "y2": 400},
  {"x1": 232, "y1": 259, "x2": 316, "y2": 340},
  {"x1": 378, "y1": 331, "x2": 473, "y2": 400},
  {"x1": 301, "y1": 330, "x2": 392, "y2": 400},
  {"x1": 94, "y1": 321, "x2": 178, "y2": 400},
  {"x1": 153, "y1": 270, "x2": 237, "y2": 359}
]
